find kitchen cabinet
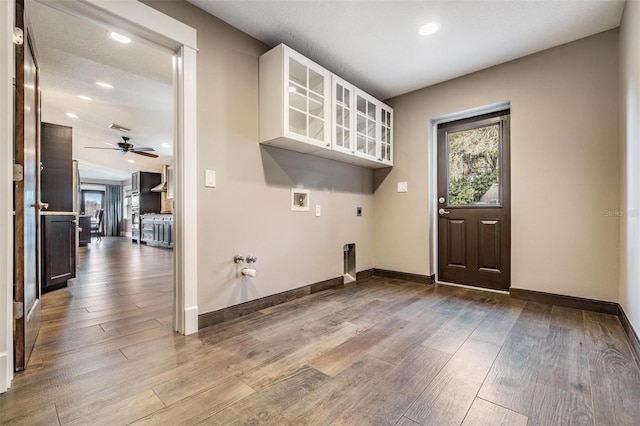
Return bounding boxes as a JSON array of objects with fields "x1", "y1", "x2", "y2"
[
  {"x1": 259, "y1": 44, "x2": 393, "y2": 168},
  {"x1": 132, "y1": 172, "x2": 161, "y2": 213},
  {"x1": 140, "y1": 214, "x2": 173, "y2": 249},
  {"x1": 260, "y1": 44, "x2": 332, "y2": 152},
  {"x1": 41, "y1": 214, "x2": 76, "y2": 293},
  {"x1": 41, "y1": 122, "x2": 73, "y2": 212},
  {"x1": 131, "y1": 171, "x2": 161, "y2": 244},
  {"x1": 78, "y1": 215, "x2": 91, "y2": 247}
]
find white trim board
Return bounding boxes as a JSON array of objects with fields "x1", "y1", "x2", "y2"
[{"x1": 0, "y1": 0, "x2": 15, "y2": 394}]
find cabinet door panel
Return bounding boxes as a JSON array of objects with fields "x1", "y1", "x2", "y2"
[{"x1": 42, "y1": 215, "x2": 76, "y2": 293}]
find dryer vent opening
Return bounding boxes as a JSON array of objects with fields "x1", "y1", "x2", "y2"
[{"x1": 344, "y1": 243, "x2": 356, "y2": 284}]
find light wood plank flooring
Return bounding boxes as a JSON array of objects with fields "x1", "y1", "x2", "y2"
[{"x1": 1, "y1": 237, "x2": 639, "y2": 425}]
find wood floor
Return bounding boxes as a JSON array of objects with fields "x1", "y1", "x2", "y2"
[{"x1": 1, "y1": 237, "x2": 639, "y2": 425}]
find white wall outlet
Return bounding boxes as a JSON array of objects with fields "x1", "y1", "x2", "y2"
[
  {"x1": 205, "y1": 170, "x2": 216, "y2": 188},
  {"x1": 315, "y1": 205, "x2": 321, "y2": 217},
  {"x1": 397, "y1": 181, "x2": 408, "y2": 193}
]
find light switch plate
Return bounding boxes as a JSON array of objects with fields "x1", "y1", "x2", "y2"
[
  {"x1": 205, "y1": 170, "x2": 216, "y2": 188},
  {"x1": 397, "y1": 182, "x2": 408, "y2": 193},
  {"x1": 315, "y1": 205, "x2": 321, "y2": 217}
]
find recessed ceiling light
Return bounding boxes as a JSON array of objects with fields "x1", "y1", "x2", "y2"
[
  {"x1": 108, "y1": 31, "x2": 131, "y2": 44},
  {"x1": 78, "y1": 95, "x2": 92, "y2": 101},
  {"x1": 96, "y1": 81, "x2": 113, "y2": 89},
  {"x1": 161, "y1": 143, "x2": 170, "y2": 148},
  {"x1": 418, "y1": 22, "x2": 441, "y2": 36},
  {"x1": 128, "y1": 159, "x2": 135, "y2": 163},
  {"x1": 66, "y1": 113, "x2": 78, "y2": 119}
]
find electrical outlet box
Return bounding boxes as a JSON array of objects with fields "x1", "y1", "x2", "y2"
[
  {"x1": 397, "y1": 182, "x2": 408, "y2": 193},
  {"x1": 291, "y1": 188, "x2": 310, "y2": 211},
  {"x1": 315, "y1": 205, "x2": 321, "y2": 217}
]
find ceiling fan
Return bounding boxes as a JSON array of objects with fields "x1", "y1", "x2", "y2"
[{"x1": 84, "y1": 136, "x2": 158, "y2": 158}]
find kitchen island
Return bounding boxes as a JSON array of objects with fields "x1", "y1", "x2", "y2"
[{"x1": 140, "y1": 213, "x2": 173, "y2": 249}]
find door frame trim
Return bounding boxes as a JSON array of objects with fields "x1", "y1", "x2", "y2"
[
  {"x1": 1, "y1": 0, "x2": 199, "y2": 393},
  {"x1": 0, "y1": 0, "x2": 15, "y2": 394},
  {"x1": 428, "y1": 101, "x2": 511, "y2": 285}
]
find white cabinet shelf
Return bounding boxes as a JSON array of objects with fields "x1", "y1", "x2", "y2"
[{"x1": 259, "y1": 44, "x2": 393, "y2": 168}]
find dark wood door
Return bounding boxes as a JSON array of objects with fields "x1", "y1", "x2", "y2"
[
  {"x1": 42, "y1": 215, "x2": 77, "y2": 293},
  {"x1": 14, "y1": 1, "x2": 42, "y2": 371},
  {"x1": 437, "y1": 110, "x2": 510, "y2": 291}
]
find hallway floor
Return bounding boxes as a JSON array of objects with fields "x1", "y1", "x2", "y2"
[{"x1": 1, "y1": 237, "x2": 639, "y2": 425}]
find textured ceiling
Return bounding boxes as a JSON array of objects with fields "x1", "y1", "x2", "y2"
[
  {"x1": 27, "y1": 0, "x2": 174, "y2": 182},
  {"x1": 188, "y1": 0, "x2": 625, "y2": 100}
]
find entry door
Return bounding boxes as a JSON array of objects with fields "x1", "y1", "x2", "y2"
[
  {"x1": 437, "y1": 110, "x2": 510, "y2": 291},
  {"x1": 14, "y1": 1, "x2": 42, "y2": 371}
]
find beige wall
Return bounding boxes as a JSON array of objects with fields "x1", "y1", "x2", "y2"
[
  {"x1": 619, "y1": 0, "x2": 640, "y2": 334},
  {"x1": 145, "y1": 1, "x2": 375, "y2": 314},
  {"x1": 146, "y1": 0, "x2": 621, "y2": 315},
  {"x1": 377, "y1": 30, "x2": 620, "y2": 302}
]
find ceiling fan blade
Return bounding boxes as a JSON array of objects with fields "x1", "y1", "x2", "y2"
[
  {"x1": 134, "y1": 151, "x2": 159, "y2": 158},
  {"x1": 129, "y1": 147, "x2": 155, "y2": 152},
  {"x1": 84, "y1": 147, "x2": 120, "y2": 150}
]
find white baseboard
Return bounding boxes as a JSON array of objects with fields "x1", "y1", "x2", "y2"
[
  {"x1": 0, "y1": 352, "x2": 9, "y2": 394},
  {"x1": 184, "y1": 305, "x2": 198, "y2": 335}
]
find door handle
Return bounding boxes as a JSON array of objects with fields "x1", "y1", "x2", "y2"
[
  {"x1": 30, "y1": 201, "x2": 48, "y2": 210},
  {"x1": 438, "y1": 208, "x2": 450, "y2": 216}
]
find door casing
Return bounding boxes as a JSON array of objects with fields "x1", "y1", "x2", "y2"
[
  {"x1": 429, "y1": 101, "x2": 511, "y2": 289},
  {"x1": 0, "y1": 0, "x2": 199, "y2": 393}
]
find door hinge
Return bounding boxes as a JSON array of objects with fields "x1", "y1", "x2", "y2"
[
  {"x1": 13, "y1": 28, "x2": 23, "y2": 46},
  {"x1": 13, "y1": 301, "x2": 23, "y2": 320},
  {"x1": 13, "y1": 164, "x2": 23, "y2": 182}
]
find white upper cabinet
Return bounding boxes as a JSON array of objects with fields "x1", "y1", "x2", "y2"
[
  {"x1": 379, "y1": 103, "x2": 393, "y2": 165},
  {"x1": 260, "y1": 44, "x2": 331, "y2": 152},
  {"x1": 260, "y1": 44, "x2": 392, "y2": 168},
  {"x1": 331, "y1": 75, "x2": 355, "y2": 155}
]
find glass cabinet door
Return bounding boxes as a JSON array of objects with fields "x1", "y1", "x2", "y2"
[
  {"x1": 332, "y1": 76, "x2": 354, "y2": 154},
  {"x1": 287, "y1": 55, "x2": 329, "y2": 146},
  {"x1": 355, "y1": 90, "x2": 378, "y2": 159},
  {"x1": 379, "y1": 105, "x2": 393, "y2": 164}
]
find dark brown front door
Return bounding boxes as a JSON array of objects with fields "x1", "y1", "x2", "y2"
[
  {"x1": 14, "y1": 0, "x2": 42, "y2": 371},
  {"x1": 437, "y1": 110, "x2": 510, "y2": 291}
]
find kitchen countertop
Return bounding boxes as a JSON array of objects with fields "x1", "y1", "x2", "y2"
[{"x1": 41, "y1": 211, "x2": 78, "y2": 216}]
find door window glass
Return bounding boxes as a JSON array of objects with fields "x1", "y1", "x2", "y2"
[{"x1": 447, "y1": 124, "x2": 500, "y2": 206}]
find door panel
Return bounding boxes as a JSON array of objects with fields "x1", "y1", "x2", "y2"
[
  {"x1": 14, "y1": 0, "x2": 41, "y2": 371},
  {"x1": 446, "y1": 219, "x2": 467, "y2": 267},
  {"x1": 437, "y1": 110, "x2": 510, "y2": 291},
  {"x1": 478, "y1": 219, "x2": 501, "y2": 271}
]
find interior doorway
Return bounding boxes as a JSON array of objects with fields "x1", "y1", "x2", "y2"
[{"x1": 2, "y1": 0, "x2": 198, "y2": 392}]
